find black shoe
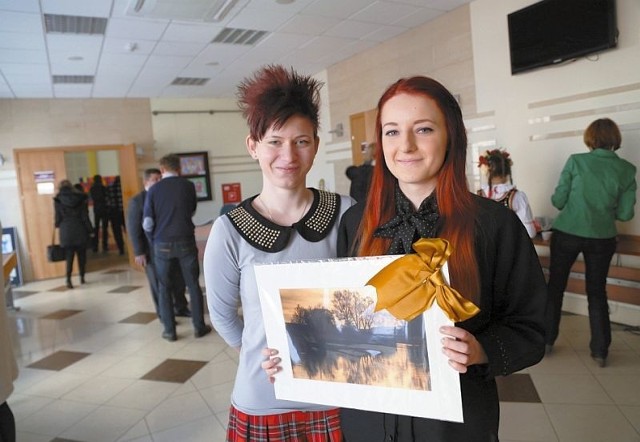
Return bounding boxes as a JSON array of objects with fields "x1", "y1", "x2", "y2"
[
  {"x1": 66, "y1": 280, "x2": 74, "y2": 289},
  {"x1": 162, "y1": 331, "x2": 177, "y2": 342},
  {"x1": 80, "y1": 276, "x2": 86, "y2": 284},
  {"x1": 175, "y1": 309, "x2": 192, "y2": 318},
  {"x1": 194, "y1": 325, "x2": 212, "y2": 338},
  {"x1": 591, "y1": 354, "x2": 607, "y2": 367}
]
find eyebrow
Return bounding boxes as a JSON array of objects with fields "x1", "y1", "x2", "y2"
[{"x1": 382, "y1": 118, "x2": 435, "y2": 128}]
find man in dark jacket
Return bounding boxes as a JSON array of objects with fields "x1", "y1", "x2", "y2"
[
  {"x1": 143, "y1": 155, "x2": 211, "y2": 341},
  {"x1": 89, "y1": 175, "x2": 109, "y2": 253},
  {"x1": 126, "y1": 168, "x2": 190, "y2": 320}
]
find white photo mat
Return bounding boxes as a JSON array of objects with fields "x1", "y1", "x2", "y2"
[{"x1": 254, "y1": 255, "x2": 463, "y2": 422}]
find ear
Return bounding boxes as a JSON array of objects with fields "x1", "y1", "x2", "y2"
[
  {"x1": 313, "y1": 136, "x2": 320, "y2": 155},
  {"x1": 246, "y1": 135, "x2": 258, "y2": 160}
]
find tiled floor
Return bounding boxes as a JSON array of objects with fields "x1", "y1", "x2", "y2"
[{"x1": 4, "y1": 261, "x2": 640, "y2": 441}]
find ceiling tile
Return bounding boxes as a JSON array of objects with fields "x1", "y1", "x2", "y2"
[
  {"x1": 324, "y1": 19, "x2": 383, "y2": 39},
  {"x1": 102, "y1": 37, "x2": 155, "y2": 55},
  {"x1": 41, "y1": 0, "x2": 113, "y2": 18},
  {"x1": 1, "y1": 65, "x2": 51, "y2": 84},
  {"x1": 279, "y1": 14, "x2": 340, "y2": 36},
  {"x1": 106, "y1": 17, "x2": 168, "y2": 40},
  {"x1": 362, "y1": 24, "x2": 407, "y2": 42},
  {"x1": 11, "y1": 84, "x2": 54, "y2": 97},
  {"x1": 0, "y1": 0, "x2": 40, "y2": 13},
  {"x1": 98, "y1": 52, "x2": 148, "y2": 70},
  {"x1": 350, "y1": 1, "x2": 419, "y2": 25},
  {"x1": 153, "y1": 41, "x2": 208, "y2": 57},
  {"x1": 162, "y1": 22, "x2": 223, "y2": 43},
  {"x1": 392, "y1": 7, "x2": 443, "y2": 28},
  {"x1": 53, "y1": 83, "x2": 93, "y2": 97},
  {"x1": 47, "y1": 34, "x2": 104, "y2": 53},
  {"x1": 227, "y1": 9, "x2": 292, "y2": 32},
  {"x1": 0, "y1": 11, "x2": 43, "y2": 33},
  {"x1": 302, "y1": 0, "x2": 376, "y2": 19},
  {"x1": 298, "y1": 36, "x2": 356, "y2": 62},
  {"x1": 50, "y1": 59, "x2": 99, "y2": 75},
  {"x1": 144, "y1": 55, "x2": 192, "y2": 71},
  {"x1": 0, "y1": 48, "x2": 48, "y2": 64},
  {"x1": 0, "y1": 31, "x2": 46, "y2": 51}
]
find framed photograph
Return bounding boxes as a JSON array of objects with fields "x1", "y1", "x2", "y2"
[
  {"x1": 254, "y1": 256, "x2": 463, "y2": 422},
  {"x1": 176, "y1": 151, "x2": 212, "y2": 201}
]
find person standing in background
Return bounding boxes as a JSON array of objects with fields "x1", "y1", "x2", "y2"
[
  {"x1": 477, "y1": 148, "x2": 537, "y2": 238},
  {"x1": 143, "y1": 154, "x2": 211, "y2": 342},
  {"x1": 54, "y1": 180, "x2": 94, "y2": 288},
  {"x1": 106, "y1": 176, "x2": 125, "y2": 255},
  {"x1": 545, "y1": 118, "x2": 636, "y2": 367},
  {"x1": 126, "y1": 168, "x2": 190, "y2": 321},
  {"x1": 345, "y1": 141, "x2": 375, "y2": 203},
  {"x1": 89, "y1": 175, "x2": 109, "y2": 253},
  {"x1": 0, "y1": 219, "x2": 18, "y2": 442}
]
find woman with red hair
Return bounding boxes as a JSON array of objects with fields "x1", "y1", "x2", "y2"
[{"x1": 336, "y1": 76, "x2": 547, "y2": 441}]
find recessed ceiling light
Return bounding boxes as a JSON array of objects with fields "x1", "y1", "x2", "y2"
[
  {"x1": 68, "y1": 56, "x2": 84, "y2": 61},
  {"x1": 206, "y1": 61, "x2": 220, "y2": 66},
  {"x1": 275, "y1": 0, "x2": 294, "y2": 4}
]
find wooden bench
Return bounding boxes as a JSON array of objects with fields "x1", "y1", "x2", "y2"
[{"x1": 533, "y1": 234, "x2": 640, "y2": 306}]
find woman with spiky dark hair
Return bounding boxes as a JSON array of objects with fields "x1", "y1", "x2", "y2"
[{"x1": 204, "y1": 65, "x2": 352, "y2": 441}]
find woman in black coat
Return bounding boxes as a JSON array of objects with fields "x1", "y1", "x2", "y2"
[{"x1": 54, "y1": 180, "x2": 93, "y2": 288}]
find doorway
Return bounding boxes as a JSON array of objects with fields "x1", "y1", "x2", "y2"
[{"x1": 15, "y1": 144, "x2": 139, "y2": 281}]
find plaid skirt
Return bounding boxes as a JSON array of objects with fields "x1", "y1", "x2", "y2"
[{"x1": 227, "y1": 406, "x2": 342, "y2": 442}]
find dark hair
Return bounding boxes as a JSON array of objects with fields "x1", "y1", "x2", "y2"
[
  {"x1": 358, "y1": 76, "x2": 480, "y2": 302},
  {"x1": 59, "y1": 179, "x2": 72, "y2": 189},
  {"x1": 583, "y1": 118, "x2": 621, "y2": 151},
  {"x1": 93, "y1": 174, "x2": 102, "y2": 185},
  {"x1": 144, "y1": 168, "x2": 161, "y2": 180},
  {"x1": 236, "y1": 64, "x2": 323, "y2": 141},
  {"x1": 479, "y1": 149, "x2": 513, "y2": 186},
  {"x1": 159, "y1": 154, "x2": 180, "y2": 173}
]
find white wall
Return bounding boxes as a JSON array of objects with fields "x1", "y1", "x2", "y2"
[{"x1": 470, "y1": 0, "x2": 640, "y2": 235}]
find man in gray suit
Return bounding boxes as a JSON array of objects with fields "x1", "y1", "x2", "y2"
[{"x1": 126, "y1": 168, "x2": 190, "y2": 320}]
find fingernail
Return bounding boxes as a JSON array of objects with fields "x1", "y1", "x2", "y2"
[{"x1": 274, "y1": 357, "x2": 281, "y2": 364}]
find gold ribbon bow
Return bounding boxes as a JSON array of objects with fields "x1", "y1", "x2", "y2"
[{"x1": 367, "y1": 238, "x2": 480, "y2": 322}]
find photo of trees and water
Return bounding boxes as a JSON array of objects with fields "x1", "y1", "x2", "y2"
[{"x1": 280, "y1": 287, "x2": 430, "y2": 391}]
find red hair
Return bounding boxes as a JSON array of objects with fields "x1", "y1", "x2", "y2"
[{"x1": 357, "y1": 77, "x2": 480, "y2": 303}]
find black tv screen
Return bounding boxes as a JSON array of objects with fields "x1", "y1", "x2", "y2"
[{"x1": 508, "y1": 0, "x2": 618, "y2": 75}]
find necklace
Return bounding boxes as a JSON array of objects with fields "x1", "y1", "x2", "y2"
[{"x1": 258, "y1": 193, "x2": 310, "y2": 225}]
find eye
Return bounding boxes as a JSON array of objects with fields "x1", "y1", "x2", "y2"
[
  {"x1": 417, "y1": 126, "x2": 433, "y2": 134},
  {"x1": 296, "y1": 139, "x2": 311, "y2": 147},
  {"x1": 267, "y1": 139, "x2": 282, "y2": 146},
  {"x1": 384, "y1": 129, "x2": 399, "y2": 137}
]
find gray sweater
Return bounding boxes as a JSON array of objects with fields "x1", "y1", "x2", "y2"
[{"x1": 203, "y1": 191, "x2": 352, "y2": 415}]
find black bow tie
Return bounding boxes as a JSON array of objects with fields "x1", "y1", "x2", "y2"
[{"x1": 373, "y1": 185, "x2": 439, "y2": 254}]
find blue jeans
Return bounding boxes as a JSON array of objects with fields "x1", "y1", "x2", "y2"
[
  {"x1": 545, "y1": 230, "x2": 617, "y2": 358},
  {"x1": 153, "y1": 238, "x2": 206, "y2": 334}
]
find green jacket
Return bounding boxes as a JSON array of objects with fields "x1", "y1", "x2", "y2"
[{"x1": 552, "y1": 148, "x2": 636, "y2": 238}]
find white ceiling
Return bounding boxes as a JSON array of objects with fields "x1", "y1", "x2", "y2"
[{"x1": 0, "y1": 0, "x2": 473, "y2": 99}]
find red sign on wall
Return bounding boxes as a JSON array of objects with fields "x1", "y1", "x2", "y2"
[{"x1": 222, "y1": 182, "x2": 242, "y2": 204}]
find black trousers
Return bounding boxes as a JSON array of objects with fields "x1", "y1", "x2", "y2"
[
  {"x1": 0, "y1": 401, "x2": 15, "y2": 442},
  {"x1": 93, "y1": 212, "x2": 109, "y2": 252},
  {"x1": 65, "y1": 245, "x2": 87, "y2": 281}
]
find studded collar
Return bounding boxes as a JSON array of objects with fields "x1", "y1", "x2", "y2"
[{"x1": 226, "y1": 188, "x2": 341, "y2": 253}]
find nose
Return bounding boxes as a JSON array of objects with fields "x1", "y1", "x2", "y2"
[
  {"x1": 399, "y1": 131, "x2": 417, "y2": 153},
  {"x1": 281, "y1": 141, "x2": 298, "y2": 160}
]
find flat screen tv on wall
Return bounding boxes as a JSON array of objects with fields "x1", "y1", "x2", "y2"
[{"x1": 508, "y1": 0, "x2": 618, "y2": 75}]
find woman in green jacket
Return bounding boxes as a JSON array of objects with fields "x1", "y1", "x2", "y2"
[{"x1": 545, "y1": 118, "x2": 637, "y2": 367}]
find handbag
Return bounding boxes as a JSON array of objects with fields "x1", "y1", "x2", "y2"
[{"x1": 47, "y1": 228, "x2": 66, "y2": 262}]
